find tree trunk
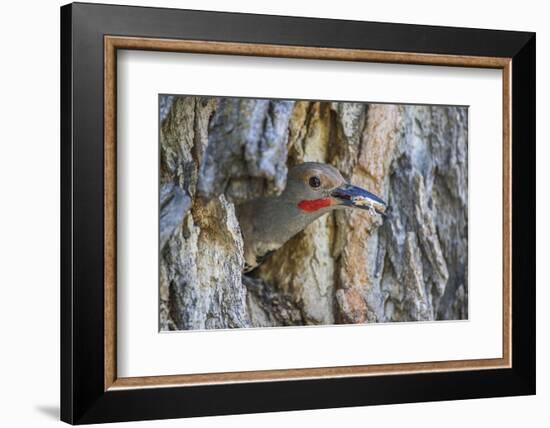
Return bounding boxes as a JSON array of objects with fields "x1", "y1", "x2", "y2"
[{"x1": 159, "y1": 96, "x2": 468, "y2": 331}]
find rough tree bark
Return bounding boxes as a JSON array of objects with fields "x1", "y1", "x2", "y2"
[{"x1": 159, "y1": 96, "x2": 468, "y2": 331}]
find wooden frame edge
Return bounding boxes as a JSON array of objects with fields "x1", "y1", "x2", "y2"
[
  {"x1": 502, "y1": 61, "x2": 513, "y2": 369},
  {"x1": 106, "y1": 35, "x2": 511, "y2": 68},
  {"x1": 110, "y1": 357, "x2": 508, "y2": 390},
  {"x1": 104, "y1": 36, "x2": 117, "y2": 390},
  {"x1": 103, "y1": 35, "x2": 513, "y2": 391}
]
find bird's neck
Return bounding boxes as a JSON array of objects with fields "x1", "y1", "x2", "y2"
[{"x1": 258, "y1": 197, "x2": 328, "y2": 248}]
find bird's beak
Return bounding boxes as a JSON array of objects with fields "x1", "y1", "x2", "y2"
[{"x1": 331, "y1": 183, "x2": 388, "y2": 216}]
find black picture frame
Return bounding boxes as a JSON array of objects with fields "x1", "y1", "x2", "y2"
[{"x1": 61, "y1": 2, "x2": 535, "y2": 424}]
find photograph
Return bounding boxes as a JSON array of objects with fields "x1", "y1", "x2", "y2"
[
  {"x1": 0, "y1": 0, "x2": 540, "y2": 425},
  {"x1": 159, "y1": 95, "x2": 469, "y2": 331}
]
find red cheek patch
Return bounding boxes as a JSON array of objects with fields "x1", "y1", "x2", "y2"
[{"x1": 298, "y1": 198, "x2": 333, "y2": 212}]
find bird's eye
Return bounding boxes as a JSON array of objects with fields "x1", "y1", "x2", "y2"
[{"x1": 309, "y1": 176, "x2": 321, "y2": 188}]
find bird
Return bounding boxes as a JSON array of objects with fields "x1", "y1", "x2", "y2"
[{"x1": 236, "y1": 162, "x2": 388, "y2": 272}]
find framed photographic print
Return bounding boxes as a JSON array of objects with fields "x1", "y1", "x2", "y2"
[{"x1": 60, "y1": 2, "x2": 536, "y2": 424}]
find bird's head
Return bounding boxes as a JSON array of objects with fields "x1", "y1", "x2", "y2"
[{"x1": 283, "y1": 162, "x2": 388, "y2": 217}]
